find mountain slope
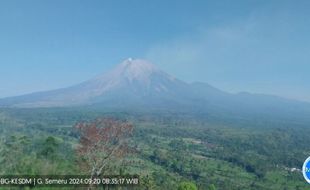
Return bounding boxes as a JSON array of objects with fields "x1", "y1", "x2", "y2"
[
  {"x1": 0, "y1": 58, "x2": 310, "y2": 124},
  {"x1": 0, "y1": 59, "x2": 193, "y2": 108}
]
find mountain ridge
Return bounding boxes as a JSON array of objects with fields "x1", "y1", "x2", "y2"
[
  {"x1": 0, "y1": 58, "x2": 189, "y2": 107},
  {"x1": 0, "y1": 58, "x2": 310, "y2": 124}
]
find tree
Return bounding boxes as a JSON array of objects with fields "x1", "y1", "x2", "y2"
[
  {"x1": 0, "y1": 135, "x2": 30, "y2": 174},
  {"x1": 177, "y1": 182, "x2": 197, "y2": 190},
  {"x1": 75, "y1": 118, "x2": 133, "y2": 178},
  {"x1": 39, "y1": 136, "x2": 59, "y2": 160},
  {"x1": 140, "y1": 175, "x2": 156, "y2": 190},
  {"x1": 208, "y1": 184, "x2": 217, "y2": 190}
]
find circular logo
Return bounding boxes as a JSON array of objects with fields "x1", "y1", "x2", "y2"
[{"x1": 303, "y1": 156, "x2": 310, "y2": 184}]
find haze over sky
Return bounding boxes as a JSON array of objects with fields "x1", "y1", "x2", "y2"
[{"x1": 0, "y1": 0, "x2": 309, "y2": 101}]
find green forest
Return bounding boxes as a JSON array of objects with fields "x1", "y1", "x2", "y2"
[{"x1": 0, "y1": 107, "x2": 309, "y2": 190}]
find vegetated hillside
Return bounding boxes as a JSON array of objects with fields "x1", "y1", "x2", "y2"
[{"x1": 0, "y1": 108, "x2": 309, "y2": 190}]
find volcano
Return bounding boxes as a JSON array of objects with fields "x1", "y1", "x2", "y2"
[
  {"x1": 0, "y1": 58, "x2": 215, "y2": 108},
  {"x1": 0, "y1": 58, "x2": 310, "y2": 123}
]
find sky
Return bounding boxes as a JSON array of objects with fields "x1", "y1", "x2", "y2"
[{"x1": 0, "y1": 0, "x2": 309, "y2": 101}]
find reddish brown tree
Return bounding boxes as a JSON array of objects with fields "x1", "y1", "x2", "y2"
[{"x1": 75, "y1": 118, "x2": 133, "y2": 178}]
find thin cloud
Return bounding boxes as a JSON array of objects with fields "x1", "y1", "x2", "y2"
[{"x1": 145, "y1": 9, "x2": 310, "y2": 102}]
